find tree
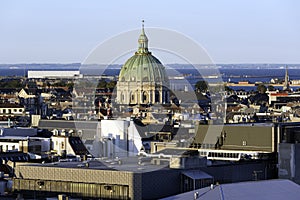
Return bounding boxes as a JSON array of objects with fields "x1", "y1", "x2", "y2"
[
  {"x1": 0, "y1": 79, "x2": 23, "y2": 88},
  {"x1": 66, "y1": 82, "x2": 74, "y2": 89},
  {"x1": 97, "y1": 80, "x2": 107, "y2": 88},
  {"x1": 195, "y1": 80, "x2": 208, "y2": 93},
  {"x1": 267, "y1": 85, "x2": 276, "y2": 91},
  {"x1": 107, "y1": 81, "x2": 117, "y2": 89},
  {"x1": 224, "y1": 85, "x2": 234, "y2": 92},
  {"x1": 52, "y1": 80, "x2": 67, "y2": 87},
  {"x1": 257, "y1": 83, "x2": 267, "y2": 94}
]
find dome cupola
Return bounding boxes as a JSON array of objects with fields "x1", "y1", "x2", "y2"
[
  {"x1": 117, "y1": 21, "x2": 170, "y2": 105},
  {"x1": 118, "y1": 21, "x2": 168, "y2": 83},
  {"x1": 137, "y1": 20, "x2": 149, "y2": 55}
]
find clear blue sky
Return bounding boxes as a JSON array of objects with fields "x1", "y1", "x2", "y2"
[{"x1": 0, "y1": 0, "x2": 299, "y2": 64}]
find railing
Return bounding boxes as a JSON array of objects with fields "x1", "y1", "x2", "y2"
[{"x1": 199, "y1": 149, "x2": 269, "y2": 161}]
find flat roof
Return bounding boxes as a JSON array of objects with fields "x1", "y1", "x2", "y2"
[
  {"x1": 224, "y1": 123, "x2": 274, "y2": 127},
  {"x1": 0, "y1": 136, "x2": 49, "y2": 141},
  {"x1": 38, "y1": 120, "x2": 99, "y2": 130},
  {"x1": 19, "y1": 157, "x2": 173, "y2": 173}
]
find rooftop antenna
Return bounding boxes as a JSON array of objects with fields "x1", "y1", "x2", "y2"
[{"x1": 141, "y1": 19, "x2": 145, "y2": 34}]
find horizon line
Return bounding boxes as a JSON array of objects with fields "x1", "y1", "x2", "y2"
[{"x1": 1, "y1": 63, "x2": 300, "y2": 66}]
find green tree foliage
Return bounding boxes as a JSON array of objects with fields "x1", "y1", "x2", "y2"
[
  {"x1": 195, "y1": 80, "x2": 208, "y2": 92},
  {"x1": 267, "y1": 85, "x2": 276, "y2": 91},
  {"x1": 257, "y1": 83, "x2": 267, "y2": 94},
  {"x1": 52, "y1": 80, "x2": 67, "y2": 87},
  {"x1": 224, "y1": 85, "x2": 234, "y2": 92},
  {"x1": 0, "y1": 79, "x2": 23, "y2": 88},
  {"x1": 106, "y1": 81, "x2": 117, "y2": 89},
  {"x1": 97, "y1": 80, "x2": 107, "y2": 88},
  {"x1": 76, "y1": 79, "x2": 97, "y2": 88},
  {"x1": 66, "y1": 82, "x2": 74, "y2": 89},
  {"x1": 97, "y1": 80, "x2": 117, "y2": 89}
]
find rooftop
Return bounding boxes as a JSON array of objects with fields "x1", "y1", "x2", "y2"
[
  {"x1": 0, "y1": 103, "x2": 23, "y2": 108},
  {"x1": 38, "y1": 120, "x2": 99, "y2": 130},
  {"x1": 161, "y1": 179, "x2": 300, "y2": 200},
  {"x1": 20, "y1": 157, "x2": 172, "y2": 173}
]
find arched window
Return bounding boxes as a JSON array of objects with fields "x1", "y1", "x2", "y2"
[
  {"x1": 142, "y1": 91, "x2": 148, "y2": 103},
  {"x1": 121, "y1": 93, "x2": 125, "y2": 101},
  {"x1": 155, "y1": 91, "x2": 160, "y2": 103}
]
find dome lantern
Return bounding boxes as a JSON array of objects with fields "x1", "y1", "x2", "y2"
[{"x1": 137, "y1": 20, "x2": 149, "y2": 55}]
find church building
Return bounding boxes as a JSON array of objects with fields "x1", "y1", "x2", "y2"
[{"x1": 116, "y1": 22, "x2": 169, "y2": 106}]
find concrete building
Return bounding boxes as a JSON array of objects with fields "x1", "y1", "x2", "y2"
[
  {"x1": 38, "y1": 119, "x2": 144, "y2": 158},
  {"x1": 51, "y1": 134, "x2": 88, "y2": 157},
  {"x1": 0, "y1": 103, "x2": 25, "y2": 121},
  {"x1": 277, "y1": 122, "x2": 300, "y2": 184},
  {"x1": 27, "y1": 70, "x2": 81, "y2": 79},
  {"x1": 13, "y1": 160, "x2": 182, "y2": 200},
  {"x1": 192, "y1": 123, "x2": 277, "y2": 153},
  {"x1": 12, "y1": 155, "x2": 276, "y2": 200},
  {"x1": 98, "y1": 119, "x2": 143, "y2": 158},
  {"x1": 0, "y1": 136, "x2": 50, "y2": 154}
]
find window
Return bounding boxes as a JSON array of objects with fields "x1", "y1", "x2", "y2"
[
  {"x1": 143, "y1": 92, "x2": 147, "y2": 102},
  {"x1": 155, "y1": 91, "x2": 160, "y2": 102}
]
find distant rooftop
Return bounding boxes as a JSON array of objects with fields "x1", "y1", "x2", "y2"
[
  {"x1": 0, "y1": 103, "x2": 23, "y2": 108},
  {"x1": 224, "y1": 123, "x2": 274, "y2": 127},
  {"x1": 38, "y1": 120, "x2": 99, "y2": 130}
]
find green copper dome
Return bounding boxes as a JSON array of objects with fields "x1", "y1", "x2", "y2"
[
  {"x1": 118, "y1": 25, "x2": 168, "y2": 83},
  {"x1": 119, "y1": 53, "x2": 168, "y2": 82}
]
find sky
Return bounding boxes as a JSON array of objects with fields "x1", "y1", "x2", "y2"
[{"x1": 0, "y1": 0, "x2": 299, "y2": 64}]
